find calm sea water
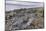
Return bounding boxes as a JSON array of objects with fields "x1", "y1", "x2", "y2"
[{"x1": 6, "y1": 1, "x2": 43, "y2": 11}]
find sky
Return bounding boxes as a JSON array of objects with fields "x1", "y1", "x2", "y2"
[
  {"x1": 6, "y1": 0, "x2": 43, "y2": 2},
  {"x1": 6, "y1": 0, "x2": 44, "y2": 11}
]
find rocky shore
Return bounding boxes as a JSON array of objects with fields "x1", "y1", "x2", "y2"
[{"x1": 5, "y1": 7, "x2": 44, "y2": 31}]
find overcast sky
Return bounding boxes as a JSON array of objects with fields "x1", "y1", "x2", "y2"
[
  {"x1": 6, "y1": 0, "x2": 43, "y2": 2},
  {"x1": 6, "y1": 0, "x2": 43, "y2": 11}
]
